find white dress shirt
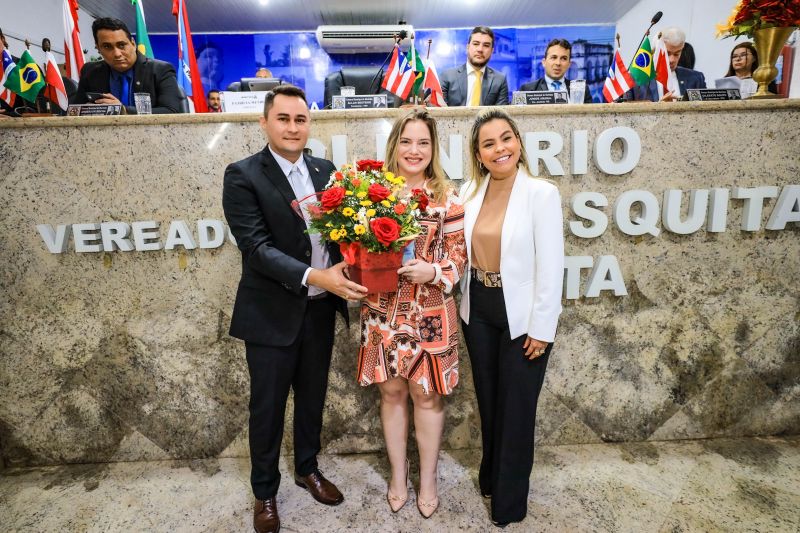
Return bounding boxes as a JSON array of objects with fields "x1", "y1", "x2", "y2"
[
  {"x1": 667, "y1": 69, "x2": 681, "y2": 97},
  {"x1": 268, "y1": 145, "x2": 330, "y2": 296},
  {"x1": 466, "y1": 64, "x2": 487, "y2": 106}
]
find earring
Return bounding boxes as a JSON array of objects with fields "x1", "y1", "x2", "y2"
[{"x1": 478, "y1": 161, "x2": 485, "y2": 171}]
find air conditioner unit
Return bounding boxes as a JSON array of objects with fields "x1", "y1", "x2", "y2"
[{"x1": 316, "y1": 25, "x2": 414, "y2": 54}]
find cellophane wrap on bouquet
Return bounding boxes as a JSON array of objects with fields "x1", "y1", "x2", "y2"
[{"x1": 305, "y1": 159, "x2": 426, "y2": 294}]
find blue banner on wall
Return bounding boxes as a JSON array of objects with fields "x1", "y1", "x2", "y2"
[{"x1": 148, "y1": 25, "x2": 615, "y2": 109}]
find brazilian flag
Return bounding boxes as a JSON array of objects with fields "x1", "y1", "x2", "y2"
[
  {"x1": 406, "y1": 45, "x2": 426, "y2": 99},
  {"x1": 132, "y1": 0, "x2": 154, "y2": 59},
  {"x1": 629, "y1": 36, "x2": 655, "y2": 87},
  {"x1": 4, "y1": 50, "x2": 45, "y2": 102}
]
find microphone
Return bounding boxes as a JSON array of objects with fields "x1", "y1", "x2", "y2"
[{"x1": 651, "y1": 11, "x2": 663, "y2": 25}]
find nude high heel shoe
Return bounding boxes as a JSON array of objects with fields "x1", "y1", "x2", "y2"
[{"x1": 386, "y1": 459, "x2": 410, "y2": 513}]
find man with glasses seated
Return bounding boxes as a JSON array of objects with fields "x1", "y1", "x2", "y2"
[{"x1": 71, "y1": 18, "x2": 184, "y2": 114}]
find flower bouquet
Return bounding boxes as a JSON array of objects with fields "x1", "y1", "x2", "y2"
[
  {"x1": 306, "y1": 159, "x2": 426, "y2": 293},
  {"x1": 716, "y1": 0, "x2": 800, "y2": 38}
]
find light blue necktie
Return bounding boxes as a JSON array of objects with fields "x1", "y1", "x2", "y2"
[{"x1": 552, "y1": 80, "x2": 562, "y2": 91}]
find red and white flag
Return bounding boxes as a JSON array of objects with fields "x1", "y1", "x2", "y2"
[
  {"x1": 1, "y1": 45, "x2": 16, "y2": 107},
  {"x1": 44, "y1": 51, "x2": 69, "y2": 110},
  {"x1": 653, "y1": 38, "x2": 670, "y2": 99},
  {"x1": 602, "y1": 49, "x2": 635, "y2": 103},
  {"x1": 422, "y1": 58, "x2": 447, "y2": 107},
  {"x1": 62, "y1": 0, "x2": 85, "y2": 82},
  {"x1": 381, "y1": 45, "x2": 414, "y2": 101},
  {"x1": 172, "y1": 0, "x2": 207, "y2": 112}
]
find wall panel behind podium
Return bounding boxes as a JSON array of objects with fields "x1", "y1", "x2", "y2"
[{"x1": 0, "y1": 103, "x2": 798, "y2": 467}]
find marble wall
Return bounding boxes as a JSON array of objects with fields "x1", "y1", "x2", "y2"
[{"x1": 1, "y1": 101, "x2": 798, "y2": 467}]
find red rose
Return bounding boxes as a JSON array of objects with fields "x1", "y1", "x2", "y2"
[
  {"x1": 368, "y1": 183, "x2": 391, "y2": 202},
  {"x1": 320, "y1": 187, "x2": 345, "y2": 210},
  {"x1": 357, "y1": 159, "x2": 384, "y2": 171},
  {"x1": 412, "y1": 188, "x2": 429, "y2": 211},
  {"x1": 370, "y1": 217, "x2": 400, "y2": 247},
  {"x1": 351, "y1": 178, "x2": 361, "y2": 187},
  {"x1": 393, "y1": 203, "x2": 406, "y2": 215},
  {"x1": 334, "y1": 171, "x2": 344, "y2": 181}
]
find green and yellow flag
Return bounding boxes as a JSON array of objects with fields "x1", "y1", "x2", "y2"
[
  {"x1": 406, "y1": 44, "x2": 425, "y2": 99},
  {"x1": 628, "y1": 36, "x2": 655, "y2": 87},
  {"x1": 4, "y1": 50, "x2": 44, "y2": 102},
  {"x1": 132, "y1": 0, "x2": 154, "y2": 58}
]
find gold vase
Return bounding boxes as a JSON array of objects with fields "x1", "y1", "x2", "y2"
[{"x1": 751, "y1": 26, "x2": 794, "y2": 99}]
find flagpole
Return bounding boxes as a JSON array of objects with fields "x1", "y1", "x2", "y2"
[{"x1": 41, "y1": 37, "x2": 53, "y2": 114}]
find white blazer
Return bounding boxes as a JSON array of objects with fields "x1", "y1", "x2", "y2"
[{"x1": 459, "y1": 168, "x2": 565, "y2": 342}]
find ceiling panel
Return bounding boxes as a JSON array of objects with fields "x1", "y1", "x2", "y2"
[{"x1": 77, "y1": 0, "x2": 640, "y2": 33}]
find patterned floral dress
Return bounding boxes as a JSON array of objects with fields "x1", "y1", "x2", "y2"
[{"x1": 357, "y1": 188, "x2": 467, "y2": 395}]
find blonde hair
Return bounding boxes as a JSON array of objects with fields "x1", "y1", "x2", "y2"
[
  {"x1": 384, "y1": 108, "x2": 449, "y2": 204},
  {"x1": 467, "y1": 107, "x2": 533, "y2": 199}
]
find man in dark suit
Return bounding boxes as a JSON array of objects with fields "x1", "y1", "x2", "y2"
[
  {"x1": 632, "y1": 27, "x2": 706, "y2": 102},
  {"x1": 440, "y1": 26, "x2": 509, "y2": 106},
  {"x1": 519, "y1": 38, "x2": 593, "y2": 104},
  {"x1": 222, "y1": 85, "x2": 368, "y2": 533},
  {"x1": 71, "y1": 18, "x2": 183, "y2": 114}
]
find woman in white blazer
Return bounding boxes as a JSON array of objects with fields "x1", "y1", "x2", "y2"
[{"x1": 459, "y1": 108, "x2": 564, "y2": 527}]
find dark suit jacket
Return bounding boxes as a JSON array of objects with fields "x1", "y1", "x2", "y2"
[
  {"x1": 71, "y1": 52, "x2": 184, "y2": 114},
  {"x1": 519, "y1": 77, "x2": 593, "y2": 104},
  {"x1": 632, "y1": 66, "x2": 707, "y2": 101},
  {"x1": 440, "y1": 64, "x2": 509, "y2": 106},
  {"x1": 222, "y1": 147, "x2": 348, "y2": 347}
]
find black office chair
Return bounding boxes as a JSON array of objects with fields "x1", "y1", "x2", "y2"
[
  {"x1": 62, "y1": 76, "x2": 78, "y2": 101},
  {"x1": 176, "y1": 86, "x2": 190, "y2": 113},
  {"x1": 323, "y1": 67, "x2": 398, "y2": 108},
  {"x1": 226, "y1": 81, "x2": 242, "y2": 91}
]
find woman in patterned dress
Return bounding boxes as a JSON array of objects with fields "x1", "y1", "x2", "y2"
[{"x1": 356, "y1": 108, "x2": 466, "y2": 518}]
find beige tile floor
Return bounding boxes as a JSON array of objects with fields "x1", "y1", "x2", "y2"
[{"x1": 1, "y1": 436, "x2": 798, "y2": 532}]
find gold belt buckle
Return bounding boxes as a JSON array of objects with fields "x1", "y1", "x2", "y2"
[{"x1": 473, "y1": 268, "x2": 502, "y2": 288}]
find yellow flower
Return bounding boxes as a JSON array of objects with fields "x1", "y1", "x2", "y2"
[
  {"x1": 381, "y1": 200, "x2": 391, "y2": 207},
  {"x1": 325, "y1": 222, "x2": 333, "y2": 227},
  {"x1": 329, "y1": 229, "x2": 340, "y2": 241},
  {"x1": 410, "y1": 202, "x2": 418, "y2": 210},
  {"x1": 356, "y1": 191, "x2": 367, "y2": 199},
  {"x1": 384, "y1": 171, "x2": 395, "y2": 181},
  {"x1": 345, "y1": 190, "x2": 354, "y2": 196},
  {"x1": 342, "y1": 207, "x2": 355, "y2": 217},
  {"x1": 388, "y1": 195, "x2": 396, "y2": 202},
  {"x1": 338, "y1": 228, "x2": 348, "y2": 238},
  {"x1": 366, "y1": 209, "x2": 376, "y2": 217},
  {"x1": 360, "y1": 200, "x2": 373, "y2": 207},
  {"x1": 354, "y1": 224, "x2": 366, "y2": 235}
]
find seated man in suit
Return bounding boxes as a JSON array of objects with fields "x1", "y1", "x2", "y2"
[
  {"x1": 440, "y1": 26, "x2": 509, "y2": 106},
  {"x1": 71, "y1": 17, "x2": 184, "y2": 114},
  {"x1": 520, "y1": 38, "x2": 592, "y2": 103},
  {"x1": 633, "y1": 27, "x2": 706, "y2": 102}
]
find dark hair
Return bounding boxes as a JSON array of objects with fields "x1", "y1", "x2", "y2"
[
  {"x1": 468, "y1": 26, "x2": 495, "y2": 47},
  {"x1": 726, "y1": 41, "x2": 759, "y2": 77},
  {"x1": 263, "y1": 84, "x2": 307, "y2": 117},
  {"x1": 678, "y1": 42, "x2": 696, "y2": 69},
  {"x1": 544, "y1": 38, "x2": 572, "y2": 58},
  {"x1": 208, "y1": 89, "x2": 220, "y2": 96},
  {"x1": 196, "y1": 41, "x2": 223, "y2": 58},
  {"x1": 92, "y1": 18, "x2": 133, "y2": 43}
]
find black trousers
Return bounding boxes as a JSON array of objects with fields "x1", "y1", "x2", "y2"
[
  {"x1": 462, "y1": 279, "x2": 552, "y2": 524},
  {"x1": 245, "y1": 295, "x2": 337, "y2": 500}
]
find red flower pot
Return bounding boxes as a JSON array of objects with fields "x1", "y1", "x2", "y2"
[{"x1": 340, "y1": 243, "x2": 402, "y2": 294}]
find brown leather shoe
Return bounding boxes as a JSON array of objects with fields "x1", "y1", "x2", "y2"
[
  {"x1": 294, "y1": 469, "x2": 344, "y2": 506},
  {"x1": 253, "y1": 498, "x2": 280, "y2": 533}
]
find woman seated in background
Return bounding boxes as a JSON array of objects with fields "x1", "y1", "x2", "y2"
[
  {"x1": 356, "y1": 108, "x2": 466, "y2": 518},
  {"x1": 459, "y1": 108, "x2": 565, "y2": 528},
  {"x1": 725, "y1": 42, "x2": 776, "y2": 97}
]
